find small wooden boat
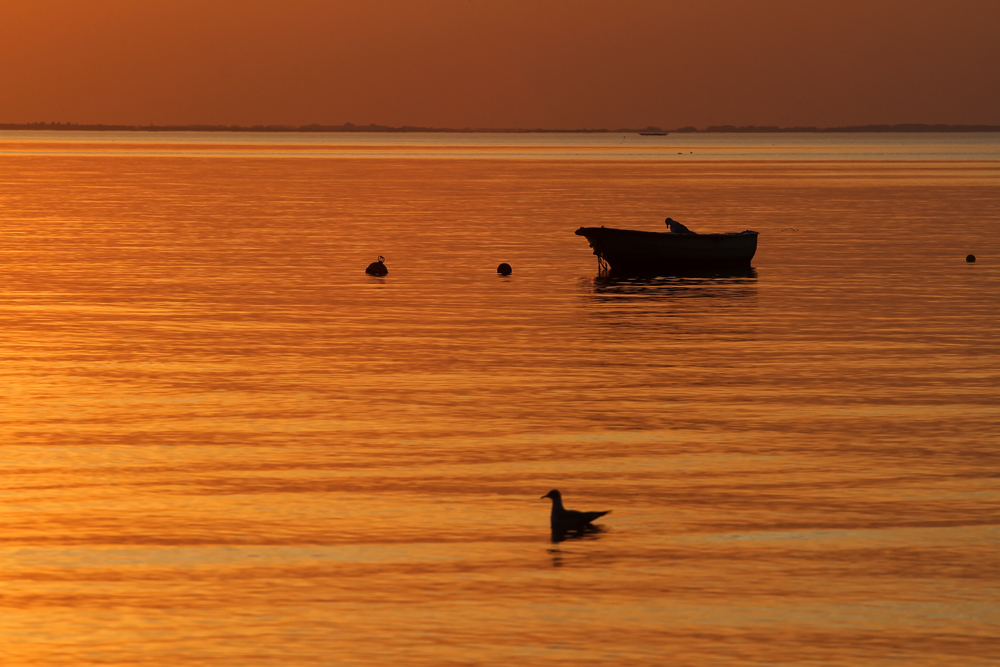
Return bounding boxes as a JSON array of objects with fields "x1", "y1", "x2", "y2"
[{"x1": 575, "y1": 225, "x2": 758, "y2": 275}]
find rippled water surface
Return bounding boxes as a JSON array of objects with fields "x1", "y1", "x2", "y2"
[{"x1": 1, "y1": 133, "x2": 998, "y2": 665}]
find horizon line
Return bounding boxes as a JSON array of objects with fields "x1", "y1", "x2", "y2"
[{"x1": 2, "y1": 122, "x2": 1000, "y2": 134}]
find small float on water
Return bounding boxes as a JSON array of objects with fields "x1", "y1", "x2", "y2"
[
  {"x1": 365, "y1": 255, "x2": 388, "y2": 276},
  {"x1": 575, "y1": 218, "x2": 758, "y2": 275}
]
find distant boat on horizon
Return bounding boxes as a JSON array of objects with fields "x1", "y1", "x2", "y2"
[{"x1": 638, "y1": 132, "x2": 669, "y2": 136}]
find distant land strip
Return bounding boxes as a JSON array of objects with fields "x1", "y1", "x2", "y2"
[{"x1": 1, "y1": 122, "x2": 999, "y2": 133}]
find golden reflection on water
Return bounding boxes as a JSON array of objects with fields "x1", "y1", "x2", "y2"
[{"x1": 0, "y1": 137, "x2": 998, "y2": 665}]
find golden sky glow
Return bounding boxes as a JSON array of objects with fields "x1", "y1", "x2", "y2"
[{"x1": 1, "y1": 0, "x2": 998, "y2": 129}]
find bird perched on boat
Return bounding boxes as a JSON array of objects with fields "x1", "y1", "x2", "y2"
[
  {"x1": 665, "y1": 217, "x2": 696, "y2": 234},
  {"x1": 541, "y1": 489, "x2": 611, "y2": 533}
]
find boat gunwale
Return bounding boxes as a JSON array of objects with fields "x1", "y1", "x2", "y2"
[{"x1": 575, "y1": 226, "x2": 758, "y2": 238}]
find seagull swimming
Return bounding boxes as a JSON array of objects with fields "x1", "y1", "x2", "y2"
[{"x1": 541, "y1": 489, "x2": 611, "y2": 533}]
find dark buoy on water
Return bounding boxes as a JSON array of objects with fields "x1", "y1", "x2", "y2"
[
  {"x1": 966, "y1": 254, "x2": 976, "y2": 263},
  {"x1": 497, "y1": 262, "x2": 512, "y2": 276},
  {"x1": 366, "y1": 255, "x2": 388, "y2": 276}
]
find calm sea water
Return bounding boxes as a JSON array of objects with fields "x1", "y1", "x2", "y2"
[{"x1": 1, "y1": 132, "x2": 998, "y2": 666}]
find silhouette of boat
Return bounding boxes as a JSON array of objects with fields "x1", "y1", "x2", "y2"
[
  {"x1": 575, "y1": 226, "x2": 758, "y2": 275},
  {"x1": 638, "y1": 132, "x2": 668, "y2": 136}
]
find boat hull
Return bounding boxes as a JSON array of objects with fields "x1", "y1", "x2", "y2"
[{"x1": 575, "y1": 226, "x2": 758, "y2": 275}]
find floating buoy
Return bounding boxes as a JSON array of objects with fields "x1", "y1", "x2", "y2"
[
  {"x1": 497, "y1": 262, "x2": 512, "y2": 276},
  {"x1": 966, "y1": 254, "x2": 976, "y2": 263},
  {"x1": 366, "y1": 255, "x2": 388, "y2": 276}
]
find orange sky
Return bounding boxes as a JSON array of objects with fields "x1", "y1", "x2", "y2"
[{"x1": 2, "y1": 0, "x2": 998, "y2": 129}]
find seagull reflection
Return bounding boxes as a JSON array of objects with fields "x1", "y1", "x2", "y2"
[{"x1": 550, "y1": 522, "x2": 608, "y2": 545}]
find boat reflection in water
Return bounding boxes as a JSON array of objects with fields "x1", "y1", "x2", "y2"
[
  {"x1": 583, "y1": 272, "x2": 759, "y2": 336},
  {"x1": 588, "y1": 270, "x2": 758, "y2": 302}
]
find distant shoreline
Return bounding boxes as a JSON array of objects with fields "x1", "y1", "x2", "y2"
[{"x1": 1, "y1": 122, "x2": 999, "y2": 134}]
